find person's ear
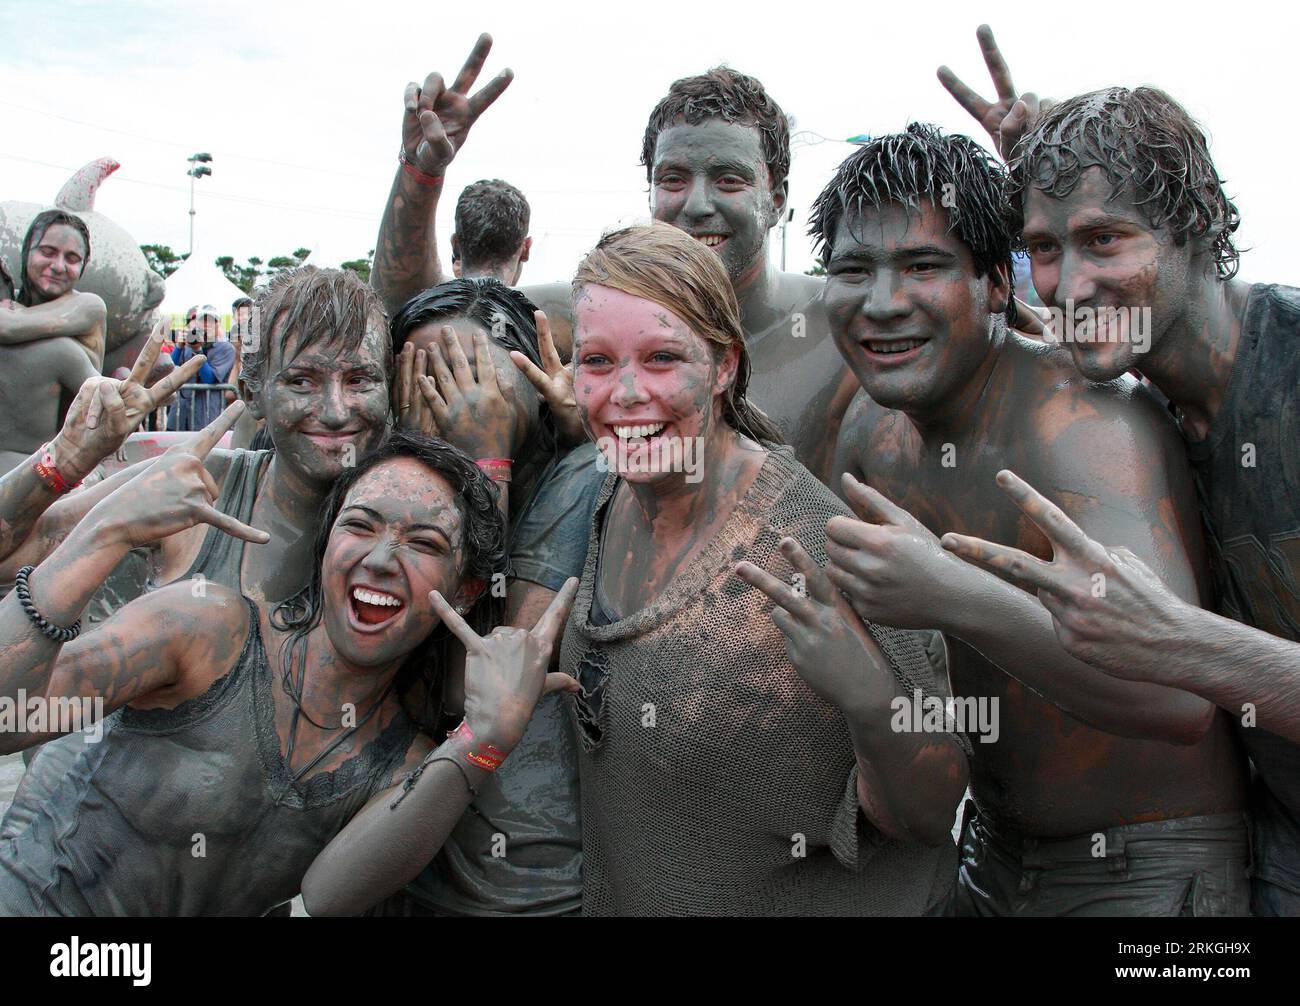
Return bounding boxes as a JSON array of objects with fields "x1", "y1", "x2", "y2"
[
  {"x1": 450, "y1": 233, "x2": 460, "y2": 259},
  {"x1": 519, "y1": 236, "x2": 532, "y2": 263},
  {"x1": 245, "y1": 381, "x2": 267, "y2": 421},
  {"x1": 452, "y1": 575, "x2": 489, "y2": 615},
  {"x1": 988, "y1": 260, "x2": 1011, "y2": 316},
  {"x1": 713, "y1": 339, "x2": 741, "y2": 397},
  {"x1": 767, "y1": 176, "x2": 789, "y2": 231}
]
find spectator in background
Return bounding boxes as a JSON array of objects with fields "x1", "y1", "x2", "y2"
[
  {"x1": 451, "y1": 179, "x2": 531, "y2": 285},
  {"x1": 167, "y1": 306, "x2": 220, "y2": 430}
]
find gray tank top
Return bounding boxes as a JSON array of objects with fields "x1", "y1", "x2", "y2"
[
  {"x1": 1, "y1": 449, "x2": 276, "y2": 840},
  {"x1": 179, "y1": 448, "x2": 271, "y2": 591},
  {"x1": 0, "y1": 599, "x2": 417, "y2": 916}
]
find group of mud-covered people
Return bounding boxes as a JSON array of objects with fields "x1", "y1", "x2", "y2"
[{"x1": 0, "y1": 25, "x2": 1295, "y2": 917}]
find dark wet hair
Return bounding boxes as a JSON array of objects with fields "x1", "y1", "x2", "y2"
[
  {"x1": 271, "y1": 427, "x2": 507, "y2": 735},
  {"x1": 19, "y1": 209, "x2": 92, "y2": 306},
  {"x1": 0, "y1": 256, "x2": 13, "y2": 301},
  {"x1": 453, "y1": 180, "x2": 531, "y2": 272},
  {"x1": 232, "y1": 296, "x2": 253, "y2": 311},
  {"x1": 1007, "y1": 86, "x2": 1241, "y2": 280},
  {"x1": 390, "y1": 278, "x2": 556, "y2": 459},
  {"x1": 808, "y1": 123, "x2": 1016, "y2": 324},
  {"x1": 241, "y1": 266, "x2": 392, "y2": 399},
  {"x1": 642, "y1": 67, "x2": 790, "y2": 193}
]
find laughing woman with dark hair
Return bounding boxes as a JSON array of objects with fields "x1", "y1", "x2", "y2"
[{"x1": 0, "y1": 407, "x2": 577, "y2": 916}]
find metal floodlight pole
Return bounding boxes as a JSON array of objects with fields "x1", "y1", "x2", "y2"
[{"x1": 186, "y1": 153, "x2": 213, "y2": 257}]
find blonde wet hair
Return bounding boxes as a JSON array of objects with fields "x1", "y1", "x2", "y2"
[{"x1": 572, "y1": 221, "x2": 783, "y2": 445}]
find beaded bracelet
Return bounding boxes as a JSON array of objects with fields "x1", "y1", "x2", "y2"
[{"x1": 13, "y1": 565, "x2": 81, "y2": 643}]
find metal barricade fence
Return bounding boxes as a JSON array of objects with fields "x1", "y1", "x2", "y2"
[{"x1": 157, "y1": 383, "x2": 240, "y2": 432}]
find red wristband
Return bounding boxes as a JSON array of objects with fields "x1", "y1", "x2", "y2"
[
  {"x1": 33, "y1": 445, "x2": 77, "y2": 495},
  {"x1": 450, "y1": 720, "x2": 506, "y2": 771},
  {"x1": 398, "y1": 149, "x2": 443, "y2": 187},
  {"x1": 476, "y1": 458, "x2": 513, "y2": 484}
]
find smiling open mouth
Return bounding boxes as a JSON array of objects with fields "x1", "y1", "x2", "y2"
[
  {"x1": 866, "y1": 339, "x2": 927, "y2": 355},
  {"x1": 350, "y1": 586, "x2": 404, "y2": 626},
  {"x1": 613, "y1": 422, "x2": 666, "y2": 443},
  {"x1": 695, "y1": 234, "x2": 727, "y2": 248}
]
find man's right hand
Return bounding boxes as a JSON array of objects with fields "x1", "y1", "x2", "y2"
[
  {"x1": 402, "y1": 33, "x2": 514, "y2": 179},
  {"x1": 51, "y1": 321, "x2": 208, "y2": 482},
  {"x1": 937, "y1": 24, "x2": 1052, "y2": 160}
]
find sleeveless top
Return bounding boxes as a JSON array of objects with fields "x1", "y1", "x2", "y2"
[
  {"x1": 1, "y1": 450, "x2": 275, "y2": 841},
  {"x1": 179, "y1": 448, "x2": 271, "y2": 591},
  {"x1": 1185, "y1": 283, "x2": 1300, "y2": 894},
  {"x1": 0, "y1": 599, "x2": 417, "y2": 916}
]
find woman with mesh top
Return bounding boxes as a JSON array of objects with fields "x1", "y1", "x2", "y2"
[{"x1": 555, "y1": 222, "x2": 969, "y2": 915}]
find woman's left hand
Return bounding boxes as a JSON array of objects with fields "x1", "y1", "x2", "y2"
[{"x1": 735, "y1": 538, "x2": 895, "y2": 719}]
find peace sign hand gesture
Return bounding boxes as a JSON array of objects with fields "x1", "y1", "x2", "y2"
[
  {"x1": 937, "y1": 24, "x2": 1052, "y2": 160},
  {"x1": 430, "y1": 577, "x2": 579, "y2": 756},
  {"x1": 510, "y1": 310, "x2": 583, "y2": 446},
  {"x1": 940, "y1": 470, "x2": 1188, "y2": 683},
  {"x1": 88, "y1": 401, "x2": 271, "y2": 551},
  {"x1": 734, "y1": 539, "x2": 897, "y2": 718},
  {"x1": 402, "y1": 34, "x2": 514, "y2": 178},
  {"x1": 51, "y1": 321, "x2": 209, "y2": 481}
]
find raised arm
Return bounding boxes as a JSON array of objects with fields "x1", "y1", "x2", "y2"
[
  {"x1": 0, "y1": 327, "x2": 209, "y2": 574},
  {"x1": 371, "y1": 34, "x2": 514, "y2": 315},
  {"x1": 301, "y1": 580, "x2": 578, "y2": 916},
  {"x1": 943, "y1": 471, "x2": 1300, "y2": 744},
  {"x1": 0, "y1": 403, "x2": 266, "y2": 752}
]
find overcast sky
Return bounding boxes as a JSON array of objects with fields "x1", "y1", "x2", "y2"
[{"x1": 2, "y1": 0, "x2": 1295, "y2": 289}]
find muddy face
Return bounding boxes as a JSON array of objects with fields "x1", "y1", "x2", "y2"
[
  {"x1": 573, "y1": 284, "x2": 736, "y2": 489},
  {"x1": 1022, "y1": 167, "x2": 1192, "y2": 381},
  {"x1": 26, "y1": 223, "x2": 86, "y2": 301},
  {"x1": 256, "y1": 319, "x2": 391, "y2": 489},
  {"x1": 321, "y1": 457, "x2": 466, "y2": 669},
  {"x1": 823, "y1": 203, "x2": 1007, "y2": 414},
  {"x1": 650, "y1": 119, "x2": 785, "y2": 289}
]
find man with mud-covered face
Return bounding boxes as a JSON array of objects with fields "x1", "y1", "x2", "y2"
[
  {"x1": 814, "y1": 124, "x2": 1249, "y2": 916},
  {"x1": 936, "y1": 29, "x2": 1300, "y2": 915},
  {"x1": 369, "y1": 39, "x2": 859, "y2": 483}
]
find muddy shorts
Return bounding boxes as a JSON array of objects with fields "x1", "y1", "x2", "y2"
[{"x1": 952, "y1": 801, "x2": 1250, "y2": 917}]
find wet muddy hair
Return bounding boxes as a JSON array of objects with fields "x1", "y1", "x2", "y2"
[
  {"x1": 1007, "y1": 86, "x2": 1241, "y2": 280},
  {"x1": 271, "y1": 426, "x2": 507, "y2": 735},
  {"x1": 572, "y1": 221, "x2": 785, "y2": 446},
  {"x1": 18, "y1": 209, "x2": 92, "y2": 306},
  {"x1": 453, "y1": 180, "x2": 531, "y2": 272},
  {"x1": 808, "y1": 123, "x2": 1016, "y2": 323},
  {"x1": 241, "y1": 266, "x2": 392, "y2": 399},
  {"x1": 0, "y1": 256, "x2": 13, "y2": 301},
  {"x1": 390, "y1": 278, "x2": 556, "y2": 458},
  {"x1": 642, "y1": 67, "x2": 791, "y2": 192}
]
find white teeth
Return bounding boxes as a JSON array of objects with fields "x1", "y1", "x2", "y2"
[
  {"x1": 352, "y1": 587, "x2": 402, "y2": 607},
  {"x1": 696, "y1": 235, "x2": 725, "y2": 247},
  {"x1": 613, "y1": 423, "x2": 666, "y2": 440},
  {"x1": 868, "y1": 339, "x2": 924, "y2": 354}
]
